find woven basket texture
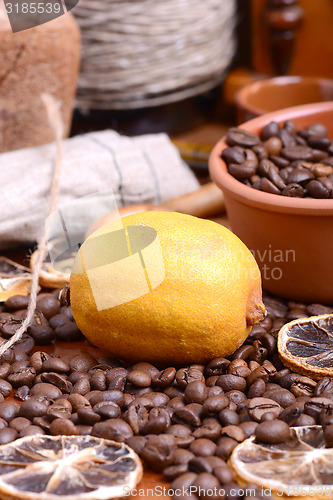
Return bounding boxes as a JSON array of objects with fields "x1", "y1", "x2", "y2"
[{"x1": 71, "y1": 0, "x2": 236, "y2": 110}]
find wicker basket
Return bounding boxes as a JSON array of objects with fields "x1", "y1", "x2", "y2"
[{"x1": 72, "y1": 0, "x2": 237, "y2": 110}]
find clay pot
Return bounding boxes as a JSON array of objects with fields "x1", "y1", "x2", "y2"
[
  {"x1": 236, "y1": 76, "x2": 333, "y2": 124},
  {"x1": 209, "y1": 101, "x2": 333, "y2": 304}
]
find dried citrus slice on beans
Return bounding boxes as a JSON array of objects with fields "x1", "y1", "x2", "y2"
[
  {"x1": 0, "y1": 257, "x2": 34, "y2": 301},
  {"x1": 277, "y1": 314, "x2": 333, "y2": 380},
  {"x1": 229, "y1": 426, "x2": 333, "y2": 500},
  {"x1": 0, "y1": 434, "x2": 142, "y2": 500}
]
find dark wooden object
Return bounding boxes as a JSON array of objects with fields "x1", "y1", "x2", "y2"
[{"x1": 264, "y1": 0, "x2": 304, "y2": 74}]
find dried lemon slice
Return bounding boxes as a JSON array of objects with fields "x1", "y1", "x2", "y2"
[
  {"x1": 0, "y1": 257, "x2": 34, "y2": 301},
  {"x1": 277, "y1": 314, "x2": 333, "y2": 380},
  {"x1": 0, "y1": 434, "x2": 142, "y2": 500},
  {"x1": 229, "y1": 426, "x2": 333, "y2": 500}
]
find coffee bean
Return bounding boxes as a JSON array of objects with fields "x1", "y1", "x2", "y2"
[
  {"x1": 173, "y1": 404, "x2": 202, "y2": 428},
  {"x1": 264, "y1": 137, "x2": 283, "y2": 156},
  {"x1": 228, "y1": 359, "x2": 251, "y2": 378},
  {"x1": 247, "y1": 364, "x2": 276, "y2": 386},
  {"x1": 15, "y1": 385, "x2": 30, "y2": 401},
  {"x1": 50, "y1": 418, "x2": 78, "y2": 436},
  {"x1": 306, "y1": 179, "x2": 330, "y2": 198},
  {"x1": 144, "y1": 408, "x2": 171, "y2": 434},
  {"x1": 127, "y1": 370, "x2": 151, "y2": 388},
  {"x1": 248, "y1": 379, "x2": 266, "y2": 399},
  {"x1": 13, "y1": 333, "x2": 35, "y2": 354},
  {"x1": 36, "y1": 295, "x2": 60, "y2": 319},
  {"x1": 92, "y1": 418, "x2": 133, "y2": 442},
  {"x1": 7, "y1": 364, "x2": 36, "y2": 388},
  {"x1": 291, "y1": 376, "x2": 317, "y2": 397},
  {"x1": 218, "y1": 409, "x2": 240, "y2": 426},
  {"x1": 264, "y1": 388, "x2": 295, "y2": 408},
  {"x1": 77, "y1": 407, "x2": 101, "y2": 425},
  {"x1": 226, "y1": 128, "x2": 260, "y2": 148},
  {"x1": 4, "y1": 295, "x2": 30, "y2": 311},
  {"x1": 189, "y1": 456, "x2": 213, "y2": 474},
  {"x1": 282, "y1": 183, "x2": 305, "y2": 197},
  {"x1": 19, "y1": 425, "x2": 45, "y2": 437},
  {"x1": 69, "y1": 354, "x2": 98, "y2": 373},
  {"x1": 19, "y1": 400, "x2": 48, "y2": 420},
  {"x1": 260, "y1": 177, "x2": 281, "y2": 194},
  {"x1": 30, "y1": 351, "x2": 51, "y2": 374},
  {"x1": 216, "y1": 437, "x2": 238, "y2": 460},
  {"x1": 247, "y1": 397, "x2": 281, "y2": 422},
  {"x1": 228, "y1": 161, "x2": 257, "y2": 181},
  {"x1": 68, "y1": 371, "x2": 90, "y2": 385},
  {"x1": 295, "y1": 414, "x2": 317, "y2": 426},
  {"x1": 282, "y1": 145, "x2": 314, "y2": 161},
  {"x1": 184, "y1": 381, "x2": 208, "y2": 405},
  {"x1": 222, "y1": 425, "x2": 245, "y2": 442},
  {"x1": 202, "y1": 395, "x2": 228, "y2": 416},
  {"x1": 239, "y1": 421, "x2": 258, "y2": 439},
  {"x1": 216, "y1": 374, "x2": 246, "y2": 393},
  {"x1": 222, "y1": 146, "x2": 246, "y2": 165},
  {"x1": 315, "y1": 378, "x2": 333, "y2": 396},
  {"x1": 171, "y1": 472, "x2": 197, "y2": 491},
  {"x1": 41, "y1": 357, "x2": 70, "y2": 374},
  {"x1": 192, "y1": 472, "x2": 220, "y2": 498},
  {"x1": 30, "y1": 383, "x2": 62, "y2": 400},
  {"x1": 141, "y1": 434, "x2": 176, "y2": 472},
  {"x1": 255, "y1": 419, "x2": 291, "y2": 444},
  {"x1": 261, "y1": 122, "x2": 280, "y2": 141},
  {"x1": 89, "y1": 389, "x2": 125, "y2": 408},
  {"x1": 48, "y1": 313, "x2": 70, "y2": 330},
  {"x1": 193, "y1": 418, "x2": 221, "y2": 440},
  {"x1": 9, "y1": 417, "x2": 30, "y2": 433},
  {"x1": 279, "y1": 129, "x2": 297, "y2": 147},
  {"x1": 176, "y1": 367, "x2": 205, "y2": 389},
  {"x1": 214, "y1": 465, "x2": 234, "y2": 485},
  {"x1": 93, "y1": 401, "x2": 121, "y2": 419},
  {"x1": 55, "y1": 322, "x2": 83, "y2": 341},
  {"x1": 0, "y1": 427, "x2": 17, "y2": 444},
  {"x1": 0, "y1": 379, "x2": 12, "y2": 398},
  {"x1": 29, "y1": 325, "x2": 55, "y2": 345},
  {"x1": 205, "y1": 358, "x2": 230, "y2": 378},
  {"x1": 189, "y1": 438, "x2": 217, "y2": 457},
  {"x1": 41, "y1": 372, "x2": 72, "y2": 393},
  {"x1": 304, "y1": 397, "x2": 333, "y2": 420},
  {"x1": 88, "y1": 372, "x2": 106, "y2": 392}
]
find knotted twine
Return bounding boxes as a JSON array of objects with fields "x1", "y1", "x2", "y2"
[{"x1": 0, "y1": 94, "x2": 63, "y2": 356}]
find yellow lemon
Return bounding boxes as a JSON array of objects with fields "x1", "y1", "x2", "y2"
[{"x1": 70, "y1": 211, "x2": 265, "y2": 364}]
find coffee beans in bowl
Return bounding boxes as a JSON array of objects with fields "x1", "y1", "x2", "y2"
[
  {"x1": 222, "y1": 122, "x2": 333, "y2": 199},
  {"x1": 209, "y1": 102, "x2": 333, "y2": 304}
]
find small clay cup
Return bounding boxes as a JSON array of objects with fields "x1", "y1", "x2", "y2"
[
  {"x1": 209, "y1": 101, "x2": 333, "y2": 304},
  {"x1": 236, "y1": 76, "x2": 333, "y2": 123}
]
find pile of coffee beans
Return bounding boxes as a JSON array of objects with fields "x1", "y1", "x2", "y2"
[
  {"x1": 0, "y1": 291, "x2": 333, "y2": 500},
  {"x1": 222, "y1": 121, "x2": 333, "y2": 198}
]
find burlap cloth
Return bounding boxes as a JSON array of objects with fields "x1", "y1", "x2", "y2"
[{"x1": 0, "y1": 130, "x2": 199, "y2": 250}]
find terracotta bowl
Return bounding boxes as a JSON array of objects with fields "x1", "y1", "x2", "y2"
[
  {"x1": 208, "y1": 101, "x2": 333, "y2": 304},
  {"x1": 236, "y1": 76, "x2": 333, "y2": 123}
]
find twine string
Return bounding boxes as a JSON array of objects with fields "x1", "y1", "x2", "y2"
[{"x1": 0, "y1": 94, "x2": 64, "y2": 356}]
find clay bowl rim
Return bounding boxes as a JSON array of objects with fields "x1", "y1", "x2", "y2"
[
  {"x1": 235, "y1": 75, "x2": 333, "y2": 118},
  {"x1": 209, "y1": 101, "x2": 333, "y2": 215}
]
